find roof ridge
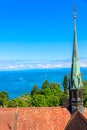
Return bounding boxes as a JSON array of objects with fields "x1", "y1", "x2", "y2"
[
  {"x1": 64, "y1": 111, "x2": 76, "y2": 129},
  {"x1": 14, "y1": 107, "x2": 18, "y2": 130},
  {"x1": 77, "y1": 110, "x2": 87, "y2": 124},
  {"x1": 65, "y1": 110, "x2": 87, "y2": 130}
]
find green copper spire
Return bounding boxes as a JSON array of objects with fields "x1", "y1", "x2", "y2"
[
  {"x1": 69, "y1": 6, "x2": 84, "y2": 114},
  {"x1": 70, "y1": 6, "x2": 83, "y2": 90}
]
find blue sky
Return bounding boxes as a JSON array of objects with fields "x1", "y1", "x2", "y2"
[{"x1": 0, "y1": 0, "x2": 87, "y2": 70}]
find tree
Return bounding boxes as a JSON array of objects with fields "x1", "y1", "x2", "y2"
[
  {"x1": 8, "y1": 97, "x2": 29, "y2": 107},
  {"x1": 59, "y1": 93, "x2": 68, "y2": 106},
  {"x1": 50, "y1": 82, "x2": 60, "y2": 89},
  {"x1": 31, "y1": 95, "x2": 47, "y2": 107},
  {"x1": 42, "y1": 80, "x2": 50, "y2": 89},
  {"x1": 0, "y1": 91, "x2": 9, "y2": 107},
  {"x1": 50, "y1": 82, "x2": 61, "y2": 96},
  {"x1": 63, "y1": 75, "x2": 69, "y2": 93},
  {"x1": 83, "y1": 81, "x2": 87, "y2": 106},
  {"x1": 7, "y1": 99, "x2": 17, "y2": 107},
  {"x1": 40, "y1": 87, "x2": 51, "y2": 96},
  {"x1": 46, "y1": 96, "x2": 59, "y2": 106},
  {"x1": 21, "y1": 95, "x2": 32, "y2": 107},
  {"x1": 31, "y1": 85, "x2": 39, "y2": 95}
]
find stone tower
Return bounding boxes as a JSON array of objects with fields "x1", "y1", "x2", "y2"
[{"x1": 69, "y1": 6, "x2": 84, "y2": 114}]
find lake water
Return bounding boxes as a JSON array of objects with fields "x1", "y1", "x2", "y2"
[{"x1": 0, "y1": 68, "x2": 87, "y2": 99}]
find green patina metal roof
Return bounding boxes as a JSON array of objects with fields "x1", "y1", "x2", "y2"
[{"x1": 70, "y1": 9, "x2": 83, "y2": 90}]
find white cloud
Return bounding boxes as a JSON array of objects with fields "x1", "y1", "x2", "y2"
[
  {"x1": 9, "y1": 65, "x2": 15, "y2": 69},
  {"x1": 0, "y1": 58, "x2": 87, "y2": 70},
  {"x1": 20, "y1": 64, "x2": 24, "y2": 67}
]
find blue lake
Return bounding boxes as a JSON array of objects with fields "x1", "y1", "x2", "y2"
[{"x1": 0, "y1": 68, "x2": 87, "y2": 99}]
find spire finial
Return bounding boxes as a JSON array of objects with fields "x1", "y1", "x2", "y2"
[{"x1": 74, "y1": 5, "x2": 77, "y2": 19}]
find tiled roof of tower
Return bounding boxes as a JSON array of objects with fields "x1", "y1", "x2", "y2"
[
  {"x1": 0, "y1": 107, "x2": 87, "y2": 130},
  {"x1": 65, "y1": 110, "x2": 87, "y2": 130}
]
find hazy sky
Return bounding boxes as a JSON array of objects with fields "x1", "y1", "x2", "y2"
[{"x1": 0, "y1": 0, "x2": 87, "y2": 61}]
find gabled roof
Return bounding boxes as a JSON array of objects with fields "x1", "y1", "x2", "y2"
[
  {"x1": 1, "y1": 107, "x2": 87, "y2": 130},
  {"x1": 0, "y1": 107, "x2": 70, "y2": 130},
  {"x1": 17, "y1": 107, "x2": 71, "y2": 130},
  {"x1": 65, "y1": 110, "x2": 87, "y2": 130}
]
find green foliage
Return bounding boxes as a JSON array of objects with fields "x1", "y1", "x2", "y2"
[
  {"x1": 51, "y1": 82, "x2": 60, "y2": 89},
  {"x1": 42, "y1": 80, "x2": 50, "y2": 89},
  {"x1": 40, "y1": 82, "x2": 61, "y2": 97},
  {"x1": 63, "y1": 75, "x2": 69, "y2": 93},
  {"x1": 83, "y1": 81, "x2": 87, "y2": 106},
  {"x1": 21, "y1": 95, "x2": 32, "y2": 107},
  {"x1": 30, "y1": 81, "x2": 62, "y2": 107},
  {"x1": 7, "y1": 95, "x2": 33, "y2": 107},
  {"x1": 59, "y1": 93, "x2": 68, "y2": 106},
  {"x1": 46, "y1": 96, "x2": 59, "y2": 106},
  {"x1": 16, "y1": 98, "x2": 28, "y2": 107},
  {"x1": 0, "y1": 80, "x2": 66, "y2": 107},
  {"x1": 31, "y1": 85, "x2": 39, "y2": 95},
  {"x1": 7, "y1": 99, "x2": 17, "y2": 107},
  {"x1": 50, "y1": 82, "x2": 61, "y2": 96},
  {"x1": 0, "y1": 91, "x2": 9, "y2": 107},
  {"x1": 31, "y1": 95, "x2": 47, "y2": 107}
]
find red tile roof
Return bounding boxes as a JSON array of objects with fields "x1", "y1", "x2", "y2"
[
  {"x1": 0, "y1": 108, "x2": 16, "y2": 130},
  {"x1": 0, "y1": 107, "x2": 70, "y2": 130},
  {"x1": 17, "y1": 107, "x2": 70, "y2": 130},
  {"x1": 0, "y1": 107, "x2": 87, "y2": 130}
]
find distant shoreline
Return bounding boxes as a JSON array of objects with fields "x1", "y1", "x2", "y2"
[{"x1": 0, "y1": 67, "x2": 87, "y2": 71}]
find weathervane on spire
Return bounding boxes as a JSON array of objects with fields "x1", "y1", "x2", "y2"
[{"x1": 74, "y1": 5, "x2": 77, "y2": 19}]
